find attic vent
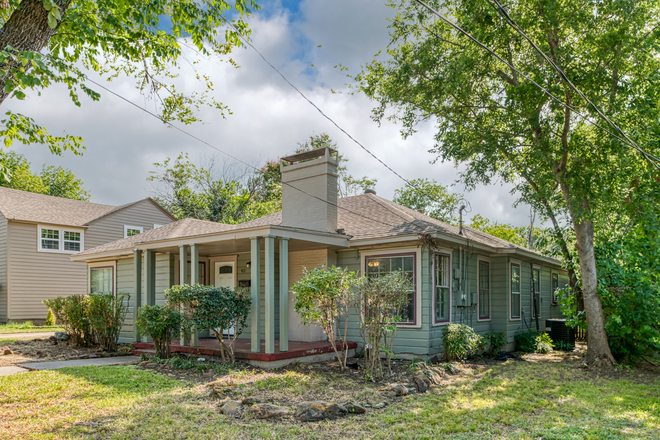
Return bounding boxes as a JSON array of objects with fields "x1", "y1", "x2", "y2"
[{"x1": 364, "y1": 188, "x2": 377, "y2": 195}]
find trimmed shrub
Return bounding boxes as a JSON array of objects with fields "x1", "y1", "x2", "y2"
[
  {"x1": 535, "y1": 333, "x2": 554, "y2": 354},
  {"x1": 87, "y1": 292, "x2": 130, "y2": 351},
  {"x1": 442, "y1": 324, "x2": 482, "y2": 361},
  {"x1": 514, "y1": 330, "x2": 538, "y2": 353},
  {"x1": 45, "y1": 309, "x2": 56, "y2": 326},
  {"x1": 135, "y1": 305, "x2": 185, "y2": 358}
]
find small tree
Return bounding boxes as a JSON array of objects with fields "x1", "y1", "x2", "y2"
[
  {"x1": 292, "y1": 266, "x2": 363, "y2": 370},
  {"x1": 135, "y1": 305, "x2": 185, "y2": 358},
  {"x1": 45, "y1": 308, "x2": 56, "y2": 326},
  {"x1": 355, "y1": 272, "x2": 412, "y2": 379},
  {"x1": 166, "y1": 284, "x2": 251, "y2": 363}
]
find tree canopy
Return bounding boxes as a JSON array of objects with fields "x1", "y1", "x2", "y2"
[
  {"x1": 357, "y1": 0, "x2": 660, "y2": 366},
  {"x1": 393, "y1": 177, "x2": 462, "y2": 223},
  {"x1": 0, "y1": 151, "x2": 89, "y2": 199}
]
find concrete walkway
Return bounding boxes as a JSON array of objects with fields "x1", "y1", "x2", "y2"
[
  {"x1": 0, "y1": 366, "x2": 29, "y2": 376},
  {"x1": 19, "y1": 356, "x2": 140, "y2": 370},
  {"x1": 0, "y1": 332, "x2": 56, "y2": 339}
]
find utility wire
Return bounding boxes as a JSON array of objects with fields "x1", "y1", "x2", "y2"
[
  {"x1": 410, "y1": 0, "x2": 660, "y2": 171},
  {"x1": 488, "y1": 0, "x2": 660, "y2": 168}
]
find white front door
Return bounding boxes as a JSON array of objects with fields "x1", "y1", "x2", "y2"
[{"x1": 214, "y1": 262, "x2": 235, "y2": 335}]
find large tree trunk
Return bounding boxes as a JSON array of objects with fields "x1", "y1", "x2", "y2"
[
  {"x1": 0, "y1": 0, "x2": 70, "y2": 105},
  {"x1": 571, "y1": 211, "x2": 615, "y2": 367}
]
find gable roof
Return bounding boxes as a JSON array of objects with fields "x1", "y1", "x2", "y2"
[
  {"x1": 0, "y1": 186, "x2": 175, "y2": 227},
  {"x1": 74, "y1": 218, "x2": 240, "y2": 256}
]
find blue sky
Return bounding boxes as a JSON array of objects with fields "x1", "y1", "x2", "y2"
[{"x1": 6, "y1": 0, "x2": 534, "y2": 227}]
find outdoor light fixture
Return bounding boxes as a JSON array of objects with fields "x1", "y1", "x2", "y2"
[{"x1": 246, "y1": 261, "x2": 251, "y2": 268}]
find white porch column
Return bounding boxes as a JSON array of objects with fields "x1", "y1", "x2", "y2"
[
  {"x1": 133, "y1": 249, "x2": 142, "y2": 342},
  {"x1": 179, "y1": 245, "x2": 189, "y2": 346},
  {"x1": 279, "y1": 237, "x2": 289, "y2": 352},
  {"x1": 250, "y1": 236, "x2": 261, "y2": 352},
  {"x1": 264, "y1": 235, "x2": 276, "y2": 354},
  {"x1": 190, "y1": 243, "x2": 199, "y2": 347}
]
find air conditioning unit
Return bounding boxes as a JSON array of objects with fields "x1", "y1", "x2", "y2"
[{"x1": 545, "y1": 319, "x2": 575, "y2": 347}]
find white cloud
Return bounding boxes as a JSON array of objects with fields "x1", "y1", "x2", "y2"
[{"x1": 5, "y1": 0, "x2": 533, "y2": 227}]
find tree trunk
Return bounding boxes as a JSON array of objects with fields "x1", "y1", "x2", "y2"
[
  {"x1": 571, "y1": 214, "x2": 615, "y2": 367},
  {"x1": 0, "y1": 0, "x2": 70, "y2": 105}
]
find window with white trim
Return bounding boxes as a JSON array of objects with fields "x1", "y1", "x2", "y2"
[
  {"x1": 90, "y1": 266, "x2": 114, "y2": 294},
  {"x1": 532, "y1": 268, "x2": 541, "y2": 318},
  {"x1": 478, "y1": 260, "x2": 490, "y2": 320},
  {"x1": 366, "y1": 254, "x2": 415, "y2": 324},
  {"x1": 434, "y1": 253, "x2": 450, "y2": 323},
  {"x1": 511, "y1": 263, "x2": 521, "y2": 319},
  {"x1": 124, "y1": 225, "x2": 143, "y2": 238},
  {"x1": 552, "y1": 273, "x2": 559, "y2": 305},
  {"x1": 39, "y1": 227, "x2": 84, "y2": 253}
]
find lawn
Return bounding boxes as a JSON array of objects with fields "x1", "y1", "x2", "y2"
[
  {"x1": 0, "y1": 322, "x2": 64, "y2": 334},
  {"x1": 0, "y1": 353, "x2": 658, "y2": 439}
]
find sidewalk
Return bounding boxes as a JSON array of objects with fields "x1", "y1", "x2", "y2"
[
  {"x1": 19, "y1": 356, "x2": 140, "y2": 370},
  {"x1": 0, "y1": 332, "x2": 56, "y2": 339}
]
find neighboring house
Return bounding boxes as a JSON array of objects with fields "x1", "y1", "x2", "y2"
[
  {"x1": 72, "y1": 147, "x2": 568, "y2": 360},
  {"x1": 0, "y1": 187, "x2": 176, "y2": 323}
]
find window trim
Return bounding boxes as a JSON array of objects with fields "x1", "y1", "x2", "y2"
[
  {"x1": 88, "y1": 261, "x2": 116, "y2": 295},
  {"x1": 433, "y1": 251, "x2": 452, "y2": 325},
  {"x1": 38, "y1": 225, "x2": 84, "y2": 254},
  {"x1": 361, "y1": 247, "x2": 421, "y2": 328},
  {"x1": 477, "y1": 257, "x2": 491, "y2": 322},
  {"x1": 551, "y1": 272, "x2": 560, "y2": 305},
  {"x1": 510, "y1": 261, "x2": 521, "y2": 321},
  {"x1": 153, "y1": 224, "x2": 164, "y2": 229},
  {"x1": 124, "y1": 225, "x2": 144, "y2": 238},
  {"x1": 532, "y1": 266, "x2": 541, "y2": 318}
]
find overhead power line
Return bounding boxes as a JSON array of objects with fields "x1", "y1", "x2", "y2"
[{"x1": 410, "y1": 0, "x2": 660, "y2": 171}]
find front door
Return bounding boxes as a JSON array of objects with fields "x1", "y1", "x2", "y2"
[{"x1": 214, "y1": 262, "x2": 235, "y2": 335}]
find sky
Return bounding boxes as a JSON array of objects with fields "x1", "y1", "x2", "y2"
[{"x1": 6, "y1": 0, "x2": 533, "y2": 227}]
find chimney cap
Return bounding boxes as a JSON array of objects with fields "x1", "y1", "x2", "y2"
[
  {"x1": 364, "y1": 188, "x2": 377, "y2": 195},
  {"x1": 281, "y1": 147, "x2": 338, "y2": 165}
]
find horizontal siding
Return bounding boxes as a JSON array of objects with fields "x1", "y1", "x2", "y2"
[
  {"x1": 85, "y1": 199, "x2": 174, "y2": 249},
  {"x1": 117, "y1": 257, "x2": 135, "y2": 342},
  {"x1": 0, "y1": 214, "x2": 7, "y2": 322},
  {"x1": 7, "y1": 222, "x2": 87, "y2": 320}
]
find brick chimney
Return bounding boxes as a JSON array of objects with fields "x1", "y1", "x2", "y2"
[{"x1": 280, "y1": 147, "x2": 338, "y2": 232}]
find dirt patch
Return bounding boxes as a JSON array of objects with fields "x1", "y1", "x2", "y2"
[{"x1": 0, "y1": 337, "x2": 133, "y2": 367}]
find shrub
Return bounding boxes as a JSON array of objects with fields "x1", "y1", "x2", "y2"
[
  {"x1": 45, "y1": 308, "x2": 56, "y2": 326},
  {"x1": 43, "y1": 295, "x2": 94, "y2": 346},
  {"x1": 135, "y1": 305, "x2": 185, "y2": 358},
  {"x1": 555, "y1": 340, "x2": 574, "y2": 351},
  {"x1": 292, "y1": 265, "x2": 362, "y2": 370},
  {"x1": 87, "y1": 292, "x2": 130, "y2": 351},
  {"x1": 480, "y1": 331, "x2": 507, "y2": 356},
  {"x1": 166, "y1": 284, "x2": 251, "y2": 363},
  {"x1": 442, "y1": 324, "x2": 482, "y2": 361},
  {"x1": 514, "y1": 330, "x2": 539, "y2": 353},
  {"x1": 355, "y1": 271, "x2": 412, "y2": 379},
  {"x1": 535, "y1": 333, "x2": 554, "y2": 354}
]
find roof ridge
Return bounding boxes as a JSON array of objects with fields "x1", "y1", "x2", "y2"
[{"x1": 367, "y1": 194, "x2": 416, "y2": 222}]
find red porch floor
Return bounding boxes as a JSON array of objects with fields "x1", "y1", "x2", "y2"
[{"x1": 133, "y1": 338, "x2": 357, "y2": 362}]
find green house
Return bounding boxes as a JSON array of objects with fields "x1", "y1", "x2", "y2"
[{"x1": 72, "y1": 147, "x2": 567, "y2": 366}]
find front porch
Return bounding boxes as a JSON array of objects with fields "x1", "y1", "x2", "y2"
[{"x1": 133, "y1": 338, "x2": 357, "y2": 368}]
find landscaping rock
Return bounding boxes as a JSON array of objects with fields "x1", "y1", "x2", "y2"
[
  {"x1": 88, "y1": 354, "x2": 99, "y2": 359},
  {"x1": 295, "y1": 401, "x2": 347, "y2": 422},
  {"x1": 378, "y1": 383, "x2": 408, "y2": 397},
  {"x1": 242, "y1": 397, "x2": 262, "y2": 405},
  {"x1": 221, "y1": 400, "x2": 243, "y2": 417},
  {"x1": 55, "y1": 332, "x2": 69, "y2": 341},
  {"x1": 246, "y1": 403, "x2": 289, "y2": 419},
  {"x1": 1, "y1": 346, "x2": 12, "y2": 355},
  {"x1": 339, "y1": 401, "x2": 366, "y2": 415},
  {"x1": 411, "y1": 373, "x2": 431, "y2": 393}
]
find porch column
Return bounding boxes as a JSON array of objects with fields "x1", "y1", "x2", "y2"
[
  {"x1": 250, "y1": 236, "x2": 261, "y2": 352},
  {"x1": 190, "y1": 243, "x2": 199, "y2": 347},
  {"x1": 264, "y1": 235, "x2": 276, "y2": 354},
  {"x1": 279, "y1": 237, "x2": 289, "y2": 352},
  {"x1": 145, "y1": 250, "x2": 156, "y2": 306},
  {"x1": 133, "y1": 249, "x2": 142, "y2": 342},
  {"x1": 179, "y1": 245, "x2": 189, "y2": 346}
]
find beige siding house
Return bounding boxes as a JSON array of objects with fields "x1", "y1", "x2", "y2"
[
  {"x1": 0, "y1": 187, "x2": 176, "y2": 323},
  {"x1": 72, "y1": 147, "x2": 568, "y2": 363}
]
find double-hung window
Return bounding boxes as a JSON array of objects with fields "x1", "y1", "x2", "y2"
[
  {"x1": 124, "y1": 225, "x2": 143, "y2": 238},
  {"x1": 39, "y1": 226, "x2": 83, "y2": 253},
  {"x1": 511, "y1": 263, "x2": 521, "y2": 319},
  {"x1": 532, "y1": 268, "x2": 541, "y2": 318},
  {"x1": 478, "y1": 260, "x2": 490, "y2": 320},
  {"x1": 552, "y1": 273, "x2": 559, "y2": 305},
  {"x1": 434, "y1": 253, "x2": 451, "y2": 323},
  {"x1": 365, "y1": 253, "x2": 416, "y2": 324}
]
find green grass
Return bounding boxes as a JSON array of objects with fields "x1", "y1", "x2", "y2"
[
  {"x1": 0, "y1": 322, "x2": 64, "y2": 334},
  {"x1": 0, "y1": 359, "x2": 658, "y2": 439}
]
